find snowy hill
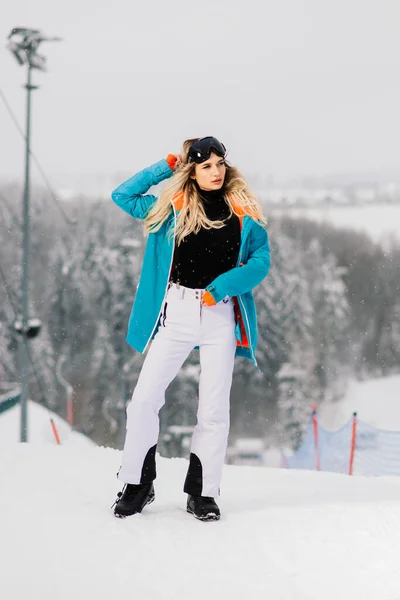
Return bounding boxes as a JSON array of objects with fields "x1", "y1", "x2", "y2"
[
  {"x1": 0, "y1": 399, "x2": 94, "y2": 447},
  {"x1": 320, "y1": 374, "x2": 400, "y2": 431},
  {"x1": 271, "y1": 204, "x2": 400, "y2": 243},
  {"x1": 2, "y1": 445, "x2": 400, "y2": 600}
]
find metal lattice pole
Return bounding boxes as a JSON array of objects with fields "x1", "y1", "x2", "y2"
[
  {"x1": 19, "y1": 61, "x2": 36, "y2": 442},
  {"x1": 7, "y1": 28, "x2": 61, "y2": 442}
]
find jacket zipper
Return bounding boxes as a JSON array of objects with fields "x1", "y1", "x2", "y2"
[
  {"x1": 143, "y1": 207, "x2": 177, "y2": 353},
  {"x1": 236, "y1": 226, "x2": 257, "y2": 366}
]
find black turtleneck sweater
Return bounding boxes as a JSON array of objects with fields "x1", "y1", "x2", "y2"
[{"x1": 170, "y1": 188, "x2": 241, "y2": 289}]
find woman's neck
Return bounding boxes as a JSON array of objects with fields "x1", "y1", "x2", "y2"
[{"x1": 196, "y1": 183, "x2": 225, "y2": 203}]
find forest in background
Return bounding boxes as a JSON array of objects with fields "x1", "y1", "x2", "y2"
[{"x1": 1, "y1": 183, "x2": 400, "y2": 452}]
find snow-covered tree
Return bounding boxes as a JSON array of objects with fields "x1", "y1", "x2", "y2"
[
  {"x1": 276, "y1": 340, "x2": 318, "y2": 449},
  {"x1": 303, "y1": 239, "x2": 350, "y2": 402}
]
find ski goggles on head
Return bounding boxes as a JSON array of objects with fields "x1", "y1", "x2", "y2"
[{"x1": 187, "y1": 136, "x2": 227, "y2": 164}]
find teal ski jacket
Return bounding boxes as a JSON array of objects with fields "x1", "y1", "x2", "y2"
[{"x1": 111, "y1": 159, "x2": 270, "y2": 365}]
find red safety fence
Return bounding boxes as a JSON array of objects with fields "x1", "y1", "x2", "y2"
[{"x1": 282, "y1": 409, "x2": 400, "y2": 476}]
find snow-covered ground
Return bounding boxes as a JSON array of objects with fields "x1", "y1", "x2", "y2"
[
  {"x1": 2, "y1": 445, "x2": 400, "y2": 600},
  {"x1": 319, "y1": 374, "x2": 400, "y2": 431},
  {"x1": 2, "y1": 379, "x2": 400, "y2": 598},
  {"x1": 0, "y1": 399, "x2": 94, "y2": 447},
  {"x1": 271, "y1": 204, "x2": 400, "y2": 243},
  {"x1": 2, "y1": 378, "x2": 400, "y2": 597}
]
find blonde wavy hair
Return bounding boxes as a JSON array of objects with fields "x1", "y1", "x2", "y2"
[{"x1": 144, "y1": 138, "x2": 267, "y2": 245}]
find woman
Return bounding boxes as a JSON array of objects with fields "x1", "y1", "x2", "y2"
[{"x1": 111, "y1": 137, "x2": 270, "y2": 521}]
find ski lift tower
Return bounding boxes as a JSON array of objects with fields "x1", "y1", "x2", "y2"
[{"x1": 6, "y1": 28, "x2": 61, "y2": 442}]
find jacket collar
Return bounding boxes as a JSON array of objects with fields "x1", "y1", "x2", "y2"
[
  {"x1": 171, "y1": 190, "x2": 251, "y2": 221},
  {"x1": 171, "y1": 191, "x2": 185, "y2": 211}
]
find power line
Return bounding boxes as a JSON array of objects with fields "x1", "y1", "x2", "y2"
[
  {"x1": 0, "y1": 191, "x2": 50, "y2": 271},
  {"x1": 0, "y1": 87, "x2": 76, "y2": 225},
  {"x1": 0, "y1": 87, "x2": 77, "y2": 406}
]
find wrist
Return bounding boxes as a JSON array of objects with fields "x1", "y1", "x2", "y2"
[{"x1": 166, "y1": 154, "x2": 178, "y2": 171}]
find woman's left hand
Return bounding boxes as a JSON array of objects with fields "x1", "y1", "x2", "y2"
[{"x1": 201, "y1": 291, "x2": 217, "y2": 306}]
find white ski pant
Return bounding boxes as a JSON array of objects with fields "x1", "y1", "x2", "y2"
[{"x1": 118, "y1": 282, "x2": 237, "y2": 498}]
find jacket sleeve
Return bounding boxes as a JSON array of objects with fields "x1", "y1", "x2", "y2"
[
  {"x1": 111, "y1": 159, "x2": 174, "y2": 219},
  {"x1": 205, "y1": 225, "x2": 270, "y2": 303}
]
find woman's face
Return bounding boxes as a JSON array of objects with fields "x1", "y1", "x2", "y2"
[{"x1": 194, "y1": 152, "x2": 226, "y2": 191}]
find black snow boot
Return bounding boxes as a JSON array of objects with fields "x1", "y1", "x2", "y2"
[
  {"x1": 113, "y1": 482, "x2": 155, "y2": 518},
  {"x1": 187, "y1": 495, "x2": 221, "y2": 522}
]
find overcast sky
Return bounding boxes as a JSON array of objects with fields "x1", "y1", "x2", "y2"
[{"x1": 1, "y1": 0, "x2": 400, "y2": 194}]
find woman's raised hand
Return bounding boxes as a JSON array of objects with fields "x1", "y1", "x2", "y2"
[{"x1": 166, "y1": 154, "x2": 183, "y2": 171}]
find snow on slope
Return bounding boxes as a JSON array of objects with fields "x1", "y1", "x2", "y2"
[
  {"x1": 2, "y1": 445, "x2": 400, "y2": 600},
  {"x1": 0, "y1": 399, "x2": 94, "y2": 447},
  {"x1": 319, "y1": 374, "x2": 400, "y2": 431}
]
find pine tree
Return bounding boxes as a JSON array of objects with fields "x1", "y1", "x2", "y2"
[
  {"x1": 276, "y1": 341, "x2": 318, "y2": 449},
  {"x1": 303, "y1": 239, "x2": 350, "y2": 402}
]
